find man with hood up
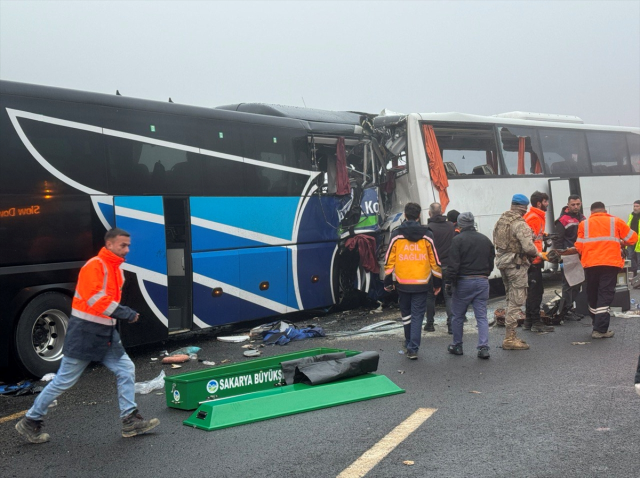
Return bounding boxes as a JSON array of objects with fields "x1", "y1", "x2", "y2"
[
  {"x1": 384, "y1": 202, "x2": 442, "y2": 360},
  {"x1": 424, "y1": 202, "x2": 456, "y2": 333}
]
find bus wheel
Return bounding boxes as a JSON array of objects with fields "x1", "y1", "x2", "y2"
[{"x1": 15, "y1": 292, "x2": 71, "y2": 378}]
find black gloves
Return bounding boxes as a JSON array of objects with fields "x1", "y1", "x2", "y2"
[{"x1": 111, "y1": 305, "x2": 138, "y2": 322}]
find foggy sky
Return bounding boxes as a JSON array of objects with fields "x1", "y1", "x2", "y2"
[{"x1": 1, "y1": 1, "x2": 639, "y2": 127}]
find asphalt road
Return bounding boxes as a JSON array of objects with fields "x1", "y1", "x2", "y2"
[{"x1": 1, "y1": 280, "x2": 639, "y2": 478}]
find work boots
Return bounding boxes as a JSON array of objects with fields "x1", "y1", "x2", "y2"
[
  {"x1": 423, "y1": 320, "x2": 435, "y2": 332},
  {"x1": 522, "y1": 319, "x2": 533, "y2": 331},
  {"x1": 502, "y1": 329, "x2": 530, "y2": 350},
  {"x1": 121, "y1": 409, "x2": 160, "y2": 438},
  {"x1": 531, "y1": 321, "x2": 554, "y2": 333},
  {"x1": 15, "y1": 417, "x2": 50, "y2": 444},
  {"x1": 591, "y1": 330, "x2": 614, "y2": 339}
]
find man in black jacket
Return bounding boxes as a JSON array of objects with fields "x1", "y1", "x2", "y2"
[
  {"x1": 553, "y1": 195, "x2": 586, "y2": 320},
  {"x1": 444, "y1": 212, "x2": 495, "y2": 359},
  {"x1": 424, "y1": 203, "x2": 456, "y2": 333}
]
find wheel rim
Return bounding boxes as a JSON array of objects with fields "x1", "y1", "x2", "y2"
[{"x1": 31, "y1": 309, "x2": 68, "y2": 362}]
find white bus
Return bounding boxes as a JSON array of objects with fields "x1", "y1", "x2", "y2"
[{"x1": 374, "y1": 111, "x2": 640, "y2": 277}]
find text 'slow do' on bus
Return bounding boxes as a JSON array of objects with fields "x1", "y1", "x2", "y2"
[{"x1": 0, "y1": 81, "x2": 393, "y2": 378}]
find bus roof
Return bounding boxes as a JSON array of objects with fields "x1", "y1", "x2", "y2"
[
  {"x1": 0, "y1": 80, "x2": 347, "y2": 133},
  {"x1": 412, "y1": 112, "x2": 640, "y2": 134}
]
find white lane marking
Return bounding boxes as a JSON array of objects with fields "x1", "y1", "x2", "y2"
[{"x1": 337, "y1": 408, "x2": 437, "y2": 478}]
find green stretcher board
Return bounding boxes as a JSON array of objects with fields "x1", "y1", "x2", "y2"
[
  {"x1": 165, "y1": 347, "x2": 361, "y2": 410},
  {"x1": 183, "y1": 373, "x2": 405, "y2": 431}
]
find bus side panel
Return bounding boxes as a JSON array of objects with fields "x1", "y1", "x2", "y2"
[
  {"x1": 192, "y1": 250, "x2": 240, "y2": 326},
  {"x1": 290, "y1": 243, "x2": 337, "y2": 310},
  {"x1": 114, "y1": 196, "x2": 169, "y2": 344},
  {"x1": 190, "y1": 196, "x2": 300, "y2": 251}
]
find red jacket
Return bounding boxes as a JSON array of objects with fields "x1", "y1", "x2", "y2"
[
  {"x1": 71, "y1": 247, "x2": 125, "y2": 326},
  {"x1": 524, "y1": 206, "x2": 545, "y2": 264},
  {"x1": 576, "y1": 212, "x2": 638, "y2": 268}
]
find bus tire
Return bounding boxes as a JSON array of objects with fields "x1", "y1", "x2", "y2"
[{"x1": 15, "y1": 292, "x2": 71, "y2": 378}]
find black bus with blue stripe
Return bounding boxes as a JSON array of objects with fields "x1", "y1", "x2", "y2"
[{"x1": 0, "y1": 80, "x2": 383, "y2": 378}]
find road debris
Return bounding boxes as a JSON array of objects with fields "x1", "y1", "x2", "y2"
[
  {"x1": 571, "y1": 341, "x2": 591, "y2": 345},
  {"x1": 201, "y1": 361, "x2": 216, "y2": 366},
  {"x1": 220, "y1": 359, "x2": 231, "y2": 364},
  {"x1": 243, "y1": 349, "x2": 261, "y2": 357},
  {"x1": 403, "y1": 460, "x2": 415, "y2": 466},
  {"x1": 41, "y1": 373, "x2": 56, "y2": 382},
  {"x1": 170, "y1": 346, "x2": 201, "y2": 356},
  {"x1": 171, "y1": 364, "x2": 182, "y2": 369},
  {"x1": 217, "y1": 335, "x2": 250, "y2": 343},
  {"x1": 398, "y1": 370, "x2": 405, "y2": 374},
  {"x1": 134, "y1": 370, "x2": 166, "y2": 394},
  {"x1": 469, "y1": 391, "x2": 482, "y2": 394},
  {"x1": 162, "y1": 354, "x2": 190, "y2": 364}
]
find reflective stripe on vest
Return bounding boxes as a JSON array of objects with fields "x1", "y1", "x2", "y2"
[
  {"x1": 71, "y1": 308, "x2": 116, "y2": 326},
  {"x1": 576, "y1": 216, "x2": 620, "y2": 243},
  {"x1": 74, "y1": 256, "x2": 120, "y2": 325}
]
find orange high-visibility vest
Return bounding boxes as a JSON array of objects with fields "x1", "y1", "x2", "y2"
[
  {"x1": 575, "y1": 212, "x2": 638, "y2": 268},
  {"x1": 71, "y1": 247, "x2": 125, "y2": 326}
]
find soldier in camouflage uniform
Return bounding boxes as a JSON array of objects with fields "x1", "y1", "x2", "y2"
[{"x1": 493, "y1": 194, "x2": 543, "y2": 350}]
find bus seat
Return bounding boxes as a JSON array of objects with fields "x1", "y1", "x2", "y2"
[
  {"x1": 472, "y1": 164, "x2": 494, "y2": 175},
  {"x1": 444, "y1": 162, "x2": 458, "y2": 176}
]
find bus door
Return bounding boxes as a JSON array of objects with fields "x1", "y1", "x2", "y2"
[
  {"x1": 548, "y1": 178, "x2": 582, "y2": 222},
  {"x1": 114, "y1": 196, "x2": 191, "y2": 343}
]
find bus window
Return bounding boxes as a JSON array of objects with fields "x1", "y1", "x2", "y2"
[
  {"x1": 242, "y1": 126, "x2": 305, "y2": 196},
  {"x1": 19, "y1": 118, "x2": 109, "y2": 193},
  {"x1": 539, "y1": 129, "x2": 591, "y2": 175},
  {"x1": 586, "y1": 132, "x2": 632, "y2": 174},
  {"x1": 627, "y1": 133, "x2": 640, "y2": 173},
  {"x1": 431, "y1": 125, "x2": 500, "y2": 176},
  {"x1": 105, "y1": 136, "x2": 201, "y2": 195},
  {"x1": 498, "y1": 126, "x2": 544, "y2": 175}
]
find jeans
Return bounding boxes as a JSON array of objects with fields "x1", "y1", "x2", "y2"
[
  {"x1": 451, "y1": 277, "x2": 490, "y2": 349},
  {"x1": 26, "y1": 347, "x2": 137, "y2": 420},
  {"x1": 426, "y1": 284, "x2": 452, "y2": 325},
  {"x1": 398, "y1": 290, "x2": 429, "y2": 354}
]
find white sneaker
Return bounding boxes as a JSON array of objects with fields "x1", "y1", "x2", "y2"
[{"x1": 635, "y1": 383, "x2": 640, "y2": 397}]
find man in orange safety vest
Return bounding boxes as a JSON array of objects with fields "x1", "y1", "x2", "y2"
[{"x1": 575, "y1": 202, "x2": 638, "y2": 339}]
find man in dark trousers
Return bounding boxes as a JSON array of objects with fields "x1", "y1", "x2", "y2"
[
  {"x1": 384, "y1": 203, "x2": 442, "y2": 360},
  {"x1": 424, "y1": 202, "x2": 455, "y2": 333},
  {"x1": 627, "y1": 200, "x2": 640, "y2": 277},
  {"x1": 444, "y1": 212, "x2": 495, "y2": 359},
  {"x1": 553, "y1": 194, "x2": 587, "y2": 320},
  {"x1": 16, "y1": 228, "x2": 160, "y2": 444},
  {"x1": 575, "y1": 202, "x2": 637, "y2": 338},
  {"x1": 523, "y1": 191, "x2": 554, "y2": 333}
]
